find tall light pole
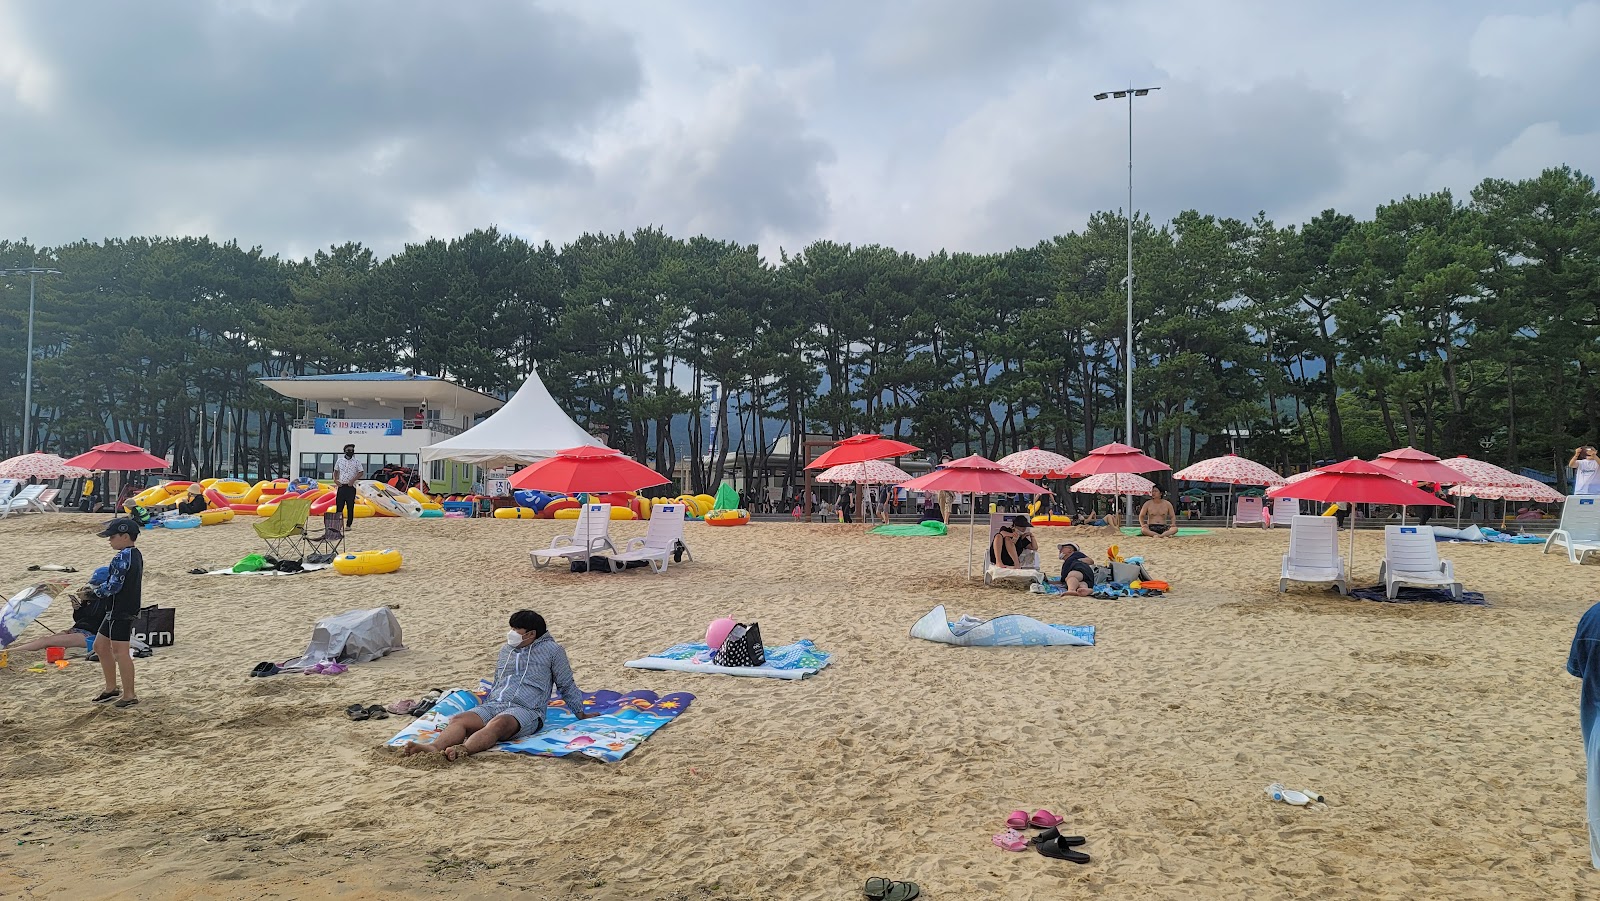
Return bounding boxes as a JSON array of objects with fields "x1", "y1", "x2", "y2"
[
  {"x1": 1, "y1": 267, "x2": 64, "y2": 454},
  {"x1": 1094, "y1": 86, "x2": 1158, "y2": 520}
]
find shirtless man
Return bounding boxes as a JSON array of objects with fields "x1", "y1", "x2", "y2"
[{"x1": 1138, "y1": 487, "x2": 1177, "y2": 539}]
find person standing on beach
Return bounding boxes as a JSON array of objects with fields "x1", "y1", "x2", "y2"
[
  {"x1": 89, "y1": 518, "x2": 143, "y2": 708},
  {"x1": 1567, "y1": 602, "x2": 1600, "y2": 868},
  {"x1": 335, "y1": 443, "x2": 364, "y2": 527},
  {"x1": 1570, "y1": 446, "x2": 1599, "y2": 496},
  {"x1": 403, "y1": 610, "x2": 590, "y2": 761}
]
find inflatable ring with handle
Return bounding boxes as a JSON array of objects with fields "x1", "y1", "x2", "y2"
[{"x1": 333, "y1": 549, "x2": 402, "y2": 575}]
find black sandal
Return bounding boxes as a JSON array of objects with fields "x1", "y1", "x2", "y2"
[
  {"x1": 93, "y1": 690, "x2": 120, "y2": 703},
  {"x1": 345, "y1": 703, "x2": 370, "y2": 721},
  {"x1": 1029, "y1": 827, "x2": 1086, "y2": 846},
  {"x1": 365, "y1": 704, "x2": 390, "y2": 720},
  {"x1": 113, "y1": 698, "x2": 140, "y2": 709},
  {"x1": 1036, "y1": 836, "x2": 1091, "y2": 864}
]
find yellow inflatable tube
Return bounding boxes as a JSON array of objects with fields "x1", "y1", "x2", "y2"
[
  {"x1": 1322, "y1": 504, "x2": 1339, "y2": 516},
  {"x1": 333, "y1": 549, "x2": 402, "y2": 575},
  {"x1": 552, "y1": 507, "x2": 637, "y2": 520},
  {"x1": 493, "y1": 507, "x2": 539, "y2": 519},
  {"x1": 199, "y1": 507, "x2": 235, "y2": 526}
]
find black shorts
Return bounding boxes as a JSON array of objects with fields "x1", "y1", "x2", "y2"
[
  {"x1": 98, "y1": 615, "x2": 135, "y2": 642},
  {"x1": 1148, "y1": 522, "x2": 1169, "y2": 534}
]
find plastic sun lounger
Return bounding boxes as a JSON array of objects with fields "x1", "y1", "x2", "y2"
[
  {"x1": 1279, "y1": 514, "x2": 1348, "y2": 595},
  {"x1": 0, "y1": 484, "x2": 48, "y2": 519},
  {"x1": 1379, "y1": 525, "x2": 1462, "y2": 601},
  {"x1": 1545, "y1": 496, "x2": 1600, "y2": 564},
  {"x1": 531, "y1": 504, "x2": 617, "y2": 569},
  {"x1": 604, "y1": 503, "x2": 689, "y2": 574}
]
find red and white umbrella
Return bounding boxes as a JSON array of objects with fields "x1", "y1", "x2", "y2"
[
  {"x1": 1439, "y1": 456, "x2": 1525, "y2": 491},
  {"x1": 1071, "y1": 472, "x2": 1156, "y2": 496},
  {"x1": 0, "y1": 453, "x2": 91, "y2": 480},
  {"x1": 1172, "y1": 454, "x2": 1286, "y2": 486},
  {"x1": 815, "y1": 460, "x2": 913, "y2": 485},
  {"x1": 997, "y1": 447, "x2": 1075, "y2": 479},
  {"x1": 1449, "y1": 476, "x2": 1564, "y2": 504}
]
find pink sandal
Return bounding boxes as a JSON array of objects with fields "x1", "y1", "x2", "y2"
[
  {"x1": 1005, "y1": 810, "x2": 1029, "y2": 829},
  {"x1": 991, "y1": 829, "x2": 1028, "y2": 851},
  {"x1": 1029, "y1": 810, "x2": 1064, "y2": 828}
]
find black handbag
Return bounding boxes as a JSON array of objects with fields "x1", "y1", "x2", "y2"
[
  {"x1": 712, "y1": 622, "x2": 766, "y2": 667},
  {"x1": 134, "y1": 604, "x2": 175, "y2": 647}
]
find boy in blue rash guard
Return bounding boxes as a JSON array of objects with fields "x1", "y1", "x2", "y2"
[{"x1": 90, "y1": 518, "x2": 144, "y2": 708}]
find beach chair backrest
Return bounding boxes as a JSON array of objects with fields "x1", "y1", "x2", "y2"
[
  {"x1": 1288, "y1": 515, "x2": 1339, "y2": 565},
  {"x1": 0, "y1": 479, "x2": 16, "y2": 501},
  {"x1": 1560, "y1": 497, "x2": 1600, "y2": 541},
  {"x1": 255, "y1": 497, "x2": 312, "y2": 539},
  {"x1": 1272, "y1": 496, "x2": 1301, "y2": 521},
  {"x1": 1385, "y1": 525, "x2": 1441, "y2": 571},
  {"x1": 574, "y1": 504, "x2": 611, "y2": 545},
  {"x1": 322, "y1": 511, "x2": 345, "y2": 541},
  {"x1": 37, "y1": 488, "x2": 58, "y2": 506},
  {"x1": 644, "y1": 503, "x2": 685, "y2": 548},
  {"x1": 1235, "y1": 496, "x2": 1264, "y2": 523},
  {"x1": 9, "y1": 484, "x2": 45, "y2": 505}
]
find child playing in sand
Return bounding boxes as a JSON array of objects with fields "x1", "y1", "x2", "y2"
[
  {"x1": 1057, "y1": 542, "x2": 1096, "y2": 596},
  {"x1": 89, "y1": 518, "x2": 143, "y2": 708}
]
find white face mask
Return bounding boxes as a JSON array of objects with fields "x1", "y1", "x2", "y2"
[{"x1": 505, "y1": 630, "x2": 524, "y2": 648}]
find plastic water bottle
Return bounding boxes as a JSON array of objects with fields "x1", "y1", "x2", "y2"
[{"x1": 1265, "y1": 783, "x2": 1314, "y2": 806}]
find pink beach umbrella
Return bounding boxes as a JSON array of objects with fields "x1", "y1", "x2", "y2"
[
  {"x1": 814, "y1": 460, "x2": 913, "y2": 485},
  {"x1": 897, "y1": 454, "x2": 1052, "y2": 578},
  {"x1": 0, "y1": 452, "x2": 91, "y2": 480},
  {"x1": 1439, "y1": 456, "x2": 1529, "y2": 527},
  {"x1": 1172, "y1": 454, "x2": 1286, "y2": 528},
  {"x1": 1370, "y1": 447, "x2": 1464, "y2": 524},
  {"x1": 997, "y1": 448, "x2": 1076, "y2": 479},
  {"x1": 1071, "y1": 472, "x2": 1157, "y2": 496}
]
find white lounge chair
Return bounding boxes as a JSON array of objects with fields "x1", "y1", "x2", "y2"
[
  {"x1": 530, "y1": 503, "x2": 617, "y2": 569},
  {"x1": 0, "y1": 479, "x2": 17, "y2": 505},
  {"x1": 603, "y1": 503, "x2": 691, "y2": 573},
  {"x1": 1379, "y1": 525, "x2": 1462, "y2": 600},
  {"x1": 1279, "y1": 514, "x2": 1348, "y2": 595},
  {"x1": 35, "y1": 488, "x2": 60, "y2": 512},
  {"x1": 1545, "y1": 496, "x2": 1600, "y2": 564},
  {"x1": 1270, "y1": 496, "x2": 1301, "y2": 527},
  {"x1": 1233, "y1": 495, "x2": 1265, "y2": 526},
  {"x1": 0, "y1": 484, "x2": 49, "y2": 519},
  {"x1": 983, "y1": 513, "x2": 1042, "y2": 587}
]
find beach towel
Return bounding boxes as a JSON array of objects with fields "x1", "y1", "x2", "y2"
[
  {"x1": 624, "y1": 638, "x2": 832, "y2": 680},
  {"x1": 871, "y1": 521, "x2": 948, "y2": 537},
  {"x1": 385, "y1": 687, "x2": 693, "y2": 762},
  {"x1": 910, "y1": 605, "x2": 1093, "y2": 647},
  {"x1": 1346, "y1": 585, "x2": 1488, "y2": 606}
]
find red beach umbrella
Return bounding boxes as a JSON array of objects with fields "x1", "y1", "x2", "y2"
[
  {"x1": 1062, "y1": 442, "x2": 1170, "y2": 477},
  {"x1": 508, "y1": 446, "x2": 670, "y2": 494},
  {"x1": 897, "y1": 454, "x2": 1051, "y2": 578},
  {"x1": 805, "y1": 434, "x2": 922, "y2": 470},
  {"x1": 63, "y1": 441, "x2": 171, "y2": 472},
  {"x1": 1269, "y1": 458, "x2": 1452, "y2": 578},
  {"x1": 1369, "y1": 447, "x2": 1465, "y2": 485}
]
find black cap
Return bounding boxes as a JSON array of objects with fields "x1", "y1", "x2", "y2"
[{"x1": 97, "y1": 517, "x2": 140, "y2": 539}]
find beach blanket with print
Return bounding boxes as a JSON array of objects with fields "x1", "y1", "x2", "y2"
[
  {"x1": 384, "y1": 688, "x2": 693, "y2": 762},
  {"x1": 624, "y1": 638, "x2": 833, "y2": 680}
]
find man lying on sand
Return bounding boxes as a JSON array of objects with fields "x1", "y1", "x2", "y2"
[{"x1": 402, "y1": 610, "x2": 590, "y2": 761}]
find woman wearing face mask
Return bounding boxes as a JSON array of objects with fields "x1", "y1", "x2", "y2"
[{"x1": 402, "y1": 610, "x2": 590, "y2": 760}]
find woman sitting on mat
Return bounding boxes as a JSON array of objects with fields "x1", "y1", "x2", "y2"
[
  {"x1": 991, "y1": 515, "x2": 1036, "y2": 566},
  {"x1": 1057, "y1": 542, "x2": 1096, "y2": 596}
]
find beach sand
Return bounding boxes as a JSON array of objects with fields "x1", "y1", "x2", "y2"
[{"x1": 0, "y1": 513, "x2": 1596, "y2": 899}]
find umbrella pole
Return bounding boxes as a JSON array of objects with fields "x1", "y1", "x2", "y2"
[
  {"x1": 1227, "y1": 484, "x2": 1235, "y2": 528},
  {"x1": 967, "y1": 503, "x2": 976, "y2": 579},
  {"x1": 1348, "y1": 506, "x2": 1357, "y2": 584}
]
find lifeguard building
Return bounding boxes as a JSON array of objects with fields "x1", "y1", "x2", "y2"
[{"x1": 259, "y1": 372, "x2": 504, "y2": 493}]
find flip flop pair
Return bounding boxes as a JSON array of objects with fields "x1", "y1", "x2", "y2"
[
  {"x1": 345, "y1": 704, "x2": 390, "y2": 721},
  {"x1": 249, "y1": 661, "x2": 280, "y2": 678},
  {"x1": 863, "y1": 877, "x2": 919, "y2": 901},
  {"x1": 1031, "y1": 826, "x2": 1090, "y2": 863},
  {"x1": 1005, "y1": 809, "x2": 1064, "y2": 830}
]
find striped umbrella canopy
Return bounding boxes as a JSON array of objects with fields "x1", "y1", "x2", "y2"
[
  {"x1": 1071, "y1": 472, "x2": 1156, "y2": 496},
  {"x1": 997, "y1": 447, "x2": 1076, "y2": 479},
  {"x1": 0, "y1": 453, "x2": 91, "y2": 480},
  {"x1": 814, "y1": 460, "x2": 913, "y2": 485},
  {"x1": 1439, "y1": 456, "x2": 1525, "y2": 491},
  {"x1": 1172, "y1": 454, "x2": 1286, "y2": 486}
]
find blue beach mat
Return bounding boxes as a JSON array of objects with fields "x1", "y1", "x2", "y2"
[
  {"x1": 385, "y1": 688, "x2": 694, "y2": 762},
  {"x1": 624, "y1": 639, "x2": 833, "y2": 680},
  {"x1": 1345, "y1": 585, "x2": 1488, "y2": 606},
  {"x1": 910, "y1": 605, "x2": 1094, "y2": 647}
]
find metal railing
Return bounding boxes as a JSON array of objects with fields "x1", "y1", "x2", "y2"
[{"x1": 291, "y1": 417, "x2": 464, "y2": 436}]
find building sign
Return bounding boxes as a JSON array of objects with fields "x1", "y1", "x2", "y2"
[{"x1": 314, "y1": 418, "x2": 403, "y2": 436}]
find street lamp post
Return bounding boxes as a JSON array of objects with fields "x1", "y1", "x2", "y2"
[
  {"x1": 1094, "y1": 86, "x2": 1159, "y2": 520},
  {"x1": 1, "y1": 267, "x2": 64, "y2": 454}
]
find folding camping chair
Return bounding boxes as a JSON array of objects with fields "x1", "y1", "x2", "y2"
[
  {"x1": 983, "y1": 512, "x2": 1043, "y2": 587},
  {"x1": 530, "y1": 503, "x2": 617, "y2": 569},
  {"x1": 603, "y1": 503, "x2": 691, "y2": 573},
  {"x1": 1544, "y1": 496, "x2": 1600, "y2": 564},
  {"x1": 1379, "y1": 525, "x2": 1462, "y2": 600},
  {"x1": 1279, "y1": 514, "x2": 1348, "y2": 595},
  {"x1": 302, "y1": 512, "x2": 346, "y2": 563},
  {"x1": 253, "y1": 497, "x2": 314, "y2": 560}
]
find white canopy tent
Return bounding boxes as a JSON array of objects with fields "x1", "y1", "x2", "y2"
[{"x1": 419, "y1": 367, "x2": 604, "y2": 467}]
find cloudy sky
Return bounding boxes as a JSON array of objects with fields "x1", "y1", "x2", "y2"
[{"x1": 1, "y1": 0, "x2": 1596, "y2": 260}]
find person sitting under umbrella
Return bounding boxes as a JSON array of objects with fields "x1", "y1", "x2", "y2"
[
  {"x1": 990, "y1": 514, "x2": 1036, "y2": 566},
  {"x1": 1138, "y1": 487, "x2": 1177, "y2": 538}
]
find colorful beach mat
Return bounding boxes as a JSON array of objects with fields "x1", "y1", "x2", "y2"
[
  {"x1": 1346, "y1": 585, "x2": 1488, "y2": 606},
  {"x1": 384, "y1": 688, "x2": 694, "y2": 762},
  {"x1": 624, "y1": 638, "x2": 833, "y2": 680}
]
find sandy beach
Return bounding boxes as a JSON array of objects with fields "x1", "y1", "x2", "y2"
[{"x1": 0, "y1": 513, "x2": 1596, "y2": 899}]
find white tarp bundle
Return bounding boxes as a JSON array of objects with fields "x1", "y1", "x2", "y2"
[
  {"x1": 420, "y1": 366, "x2": 603, "y2": 466},
  {"x1": 909, "y1": 604, "x2": 1093, "y2": 647},
  {"x1": 284, "y1": 607, "x2": 404, "y2": 669}
]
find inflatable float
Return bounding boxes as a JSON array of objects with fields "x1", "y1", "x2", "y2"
[
  {"x1": 705, "y1": 511, "x2": 750, "y2": 526},
  {"x1": 357, "y1": 480, "x2": 423, "y2": 518},
  {"x1": 333, "y1": 549, "x2": 402, "y2": 575},
  {"x1": 1030, "y1": 515, "x2": 1074, "y2": 527},
  {"x1": 199, "y1": 507, "x2": 235, "y2": 526},
  {"x1": 493, "y1": 507, "x2": 539, "y2": 519}
]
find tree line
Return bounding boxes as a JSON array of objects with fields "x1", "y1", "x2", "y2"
[{"x1": 1, "y1": 165, "x2": 1595, "y2": 494}]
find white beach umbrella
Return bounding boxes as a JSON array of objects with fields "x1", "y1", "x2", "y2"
[
  {"x1": 814, "y1": 460, "x2": 914, "y2": 484},
  {"x1": 1071, "y1": 472, "x2": 1157, "y2": 496},
  {"x1": 997, "y1": 448, "x2": 1076, "y2": 479},
  {"x1": 0, "y1": 453, "x2": 91, "y2": 480}
]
